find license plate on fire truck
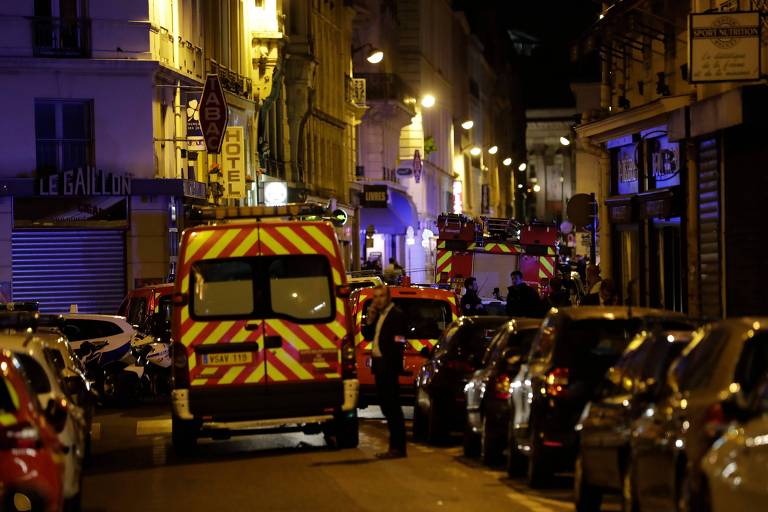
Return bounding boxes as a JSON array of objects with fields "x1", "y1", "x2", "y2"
[{"x1": 202, "y1": 352, "x2": 253, "y2": 366}]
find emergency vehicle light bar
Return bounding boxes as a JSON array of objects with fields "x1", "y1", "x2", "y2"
[{"x1": 190, "y1": 202, "x2": 348, "y2": 225}]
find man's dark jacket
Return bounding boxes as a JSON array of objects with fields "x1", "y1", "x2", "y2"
[{"x1": 361, "y1": 305, "x2": 407, "y2": 375}]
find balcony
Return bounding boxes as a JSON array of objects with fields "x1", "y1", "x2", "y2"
[
  {"x1": 208, "y1": 59, "x2": 253, "y2": 100},
  {"x1": 32, "y1": 17, "x2": 90, "y2": 58},
  {"x1": 354, "y1": 73, "x2": 416, "y2": 115}
]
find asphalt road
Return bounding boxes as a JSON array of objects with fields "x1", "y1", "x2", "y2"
[{"x1": 81, "y1": 404, "x2": 607, "y2": 512}]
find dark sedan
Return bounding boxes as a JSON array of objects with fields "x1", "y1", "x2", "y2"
[
  {"x1": 508, "y1": 307, "x2": 690, "y2": 488},
  {"x1": 574, "y1": 328, "x2": 695, "y2": 512},
  {"x1": 628, "y1": 317, "x2": 768, "y2": 512},
  {"x1": 413, "y1": 316, "x2": 509, "y2": 444},
  {"x1": 464, "y1": 318, "x2": 541, "y2": 465}
]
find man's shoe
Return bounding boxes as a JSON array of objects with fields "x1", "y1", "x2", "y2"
[{"x1": 375, "y1": 449, "x2": 407, "y2": 459}]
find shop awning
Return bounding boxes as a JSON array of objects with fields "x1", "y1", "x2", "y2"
[{"x1": 360, "y1": 189, "x2": 418, "y2": 235}]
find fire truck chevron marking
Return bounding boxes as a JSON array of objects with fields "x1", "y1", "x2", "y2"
[
  {"x1": 267, "y1": 320, "x2": 320, "y2": 350},
  {"x1": 301, "y1": 226, "x2": 335, "y2": 255},
  {"x1": 219, "y1": 366, "x2": 245, "y2": 385},
  {"x1": 202, "y1": 228, "x2": 240, "y2": 260},
  {"x1": 229, "y1": 228, "x2": 260, "y2": 257},
  {"x1": 259, "y1": 229, "x2": 289, "y2": 254}
]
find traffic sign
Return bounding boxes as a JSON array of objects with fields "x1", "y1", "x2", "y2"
[{"x1": 198, "y1": 74, "x2": 228, "y2": 154}]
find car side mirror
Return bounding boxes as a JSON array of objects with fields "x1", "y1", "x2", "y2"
[
  {"x1": 419, "y1": 347, "x2": 431, "y2": 358},
  {"x1": 45, "y1": 398, "x2": 69, "y2": 433},
  {"x1": 74, "y1": 341, "x2": 94, "y2": 359}
]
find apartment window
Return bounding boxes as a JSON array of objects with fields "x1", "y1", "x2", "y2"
[
  {"x1": 469, "y1": 79, "x2": 480, "y2": 100},
  {"x1": 35, "y1": 99, "x2": 94, "y2": 174},
  {"x1": 33, "y1": 0, "x2": 90, "y2": 57}
]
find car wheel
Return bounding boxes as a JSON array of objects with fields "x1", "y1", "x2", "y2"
[
  {"x1": 171, "y1": 416, "x2": 199, "y2": 454},
  {"x1": 480, "y1": 416, "x2": 503, "y2": 465},
  {"x1": 527, "y1": 432, "x2": 551, "y2": 489},
  {"x1": 622, "y1": 456, "x2": 639, "y2": 512},
  {"x1": 325, "y1": 412, "x2": 359, "y2": 449},
  {"x1": 574, "y1": 453, "x2": 602, "y2": 512},
  {"x1": 506, "y1": 420, "x2": 526, "y2": 477},
  {"x1": 463, "y1": 419, "x2": 480, "y2": 457}
]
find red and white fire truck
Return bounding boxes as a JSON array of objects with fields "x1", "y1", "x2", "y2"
[{"x1": 434, "y1": 214, "x2": 558, "y2": 298}]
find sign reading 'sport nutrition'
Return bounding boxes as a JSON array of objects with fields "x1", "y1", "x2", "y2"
[{"x1": 689, "y1": 12, "x2": 761, "y2": 83}]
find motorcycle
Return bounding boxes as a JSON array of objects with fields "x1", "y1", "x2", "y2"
[
  {"x1": 131, "y1": 333, "x2": 172, "y2": 398},
  {"x1": 74, "y1": 338, "x2": 144, "y2": 406}
]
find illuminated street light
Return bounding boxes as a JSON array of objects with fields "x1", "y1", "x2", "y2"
[
  {"x1": 517, "y1": 183, "x2": 523, "y2": 189},
  {"x1": 518, "y1": 162, "x2": 527, "y2": 171},
  {"x1": 421, "y1": 94, "x2": 436, "y2": 108},
  {"x1": 533, "y1": 184, "x2": 541, "y2": 192},
  {"x1": 559, "y1": 136, "x2": 571, "y2": 146},
  {"x1": 461, "y1": 120, "x2": 474, "y2": 130},
  {"x1": 502, "y1": 157, "x2": 512, "y2": 166},
  {"x1": 366, "y1": 49, "x2": 384, "y2": 64},
  {"x1": 488, "y1": 145, "x2": 498, "y2": 155},
  {"x1": 470, "y1": 146, "x2": 482, "y2": 156}
]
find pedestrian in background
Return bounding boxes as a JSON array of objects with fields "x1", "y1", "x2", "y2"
[
  {"x1": 586, "y1": 264, "x2": 602, "y2": 295},
  {"x1": 384, "y1": 257, "x2": 404, "y2": 284},
  {"x1": 506, "y1": 271, "x2": 543, "y2": 317},
  {"x1": 361, "y1": 285, "x2": 408, "y2": 459},
  {"x1": 581, "y1": 278, "x2": 620, "y2": 306},
  {"x1": 460, "y1": 277, "x2": 485, "y2": 316},
  {"x1": 547, "y1": 277, "x2": 572, "y2": 309}
]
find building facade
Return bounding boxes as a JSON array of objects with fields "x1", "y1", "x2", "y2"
[{"x1": 574, "y1": 0, "x2": 768, "y2": 316}]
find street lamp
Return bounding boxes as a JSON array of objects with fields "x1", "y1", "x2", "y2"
[
  {"x1": 352, "y1": 43, "x2": 384, "y2": 64},
  {"x1": 488, "y1": 145, "x2": 498, "y2": 155},
  {"x1": 502, "y1": 157, "x2": 512, "y2": 166},
  {"x1": 518, "y1": 162, "x2": 527, "y2": 171},
  {"x1": 461, "y1": 120, "x2": 474, "y2": 130},
  {"x1": 559, "y1": 136, "x2": 571, "y2": 146},
  {"x1": 469, "y1": 146, "x2": 482, "y2": 156},
  {"x1": 421, "y1": 94, "x2": 436, "y2": 108},
  {"x1": 533, "y1": 184, "x2": 541, "y2": 192}
]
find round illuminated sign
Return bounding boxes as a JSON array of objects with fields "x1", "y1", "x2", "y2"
[{"x1": 264, "y1": 181, "x2": 288, "y2": 206}]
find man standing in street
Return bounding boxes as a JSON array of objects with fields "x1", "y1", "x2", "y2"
[
  {"x1": 362, "y1": 285, "x2": 408, "y2": 459},
  {"x1": 460, "y1": 277, "x2": 485, "y2": 316},
  {"x1": 506, "y1": 271, "x2": 543, "y2": 317}
]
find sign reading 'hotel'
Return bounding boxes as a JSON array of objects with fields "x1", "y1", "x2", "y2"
[{"x1": 689, "y1": 12, "x2": 761, "y2": 83}]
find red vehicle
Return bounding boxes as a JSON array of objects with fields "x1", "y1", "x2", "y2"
[
  {"x1": 0, "y1": 350, "x2": 64, "y2": 512},
  {"x1": 118, "y1": 283, "x2": 174, "y2": 331},
  {"x1": 351, "y1": 285, "x2": 459, "y2": 403}
]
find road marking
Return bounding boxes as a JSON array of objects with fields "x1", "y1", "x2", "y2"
[
  {"x1": 136, "y1": 419, "x2": 172, "y2": 436},
  {"x1": 91, "y1": 422, "x2": 101, "y2": 441}
]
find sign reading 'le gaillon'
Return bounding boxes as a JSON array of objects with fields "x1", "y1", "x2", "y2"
[{"x1": 38, "y1": 168, "x2": 132, "y2": 196}]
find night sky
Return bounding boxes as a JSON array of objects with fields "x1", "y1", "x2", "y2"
[{"x1": 457, "y1": 0, "x2": 601, "y2": 108}]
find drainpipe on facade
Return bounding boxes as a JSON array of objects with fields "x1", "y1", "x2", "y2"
[{"x1": 174, "y1": 80, "x2": 186, "y2": 179}]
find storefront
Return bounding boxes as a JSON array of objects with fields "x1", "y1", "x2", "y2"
[
  {"x1": 358, "y1": 185, "x2": 419, "y2": 273},
  {"x1": 1, "y1": 173, "x2": 208, "y2": 314},
  {"x1": 606, "y1": 126, "x2": 687, "y2": 311}
]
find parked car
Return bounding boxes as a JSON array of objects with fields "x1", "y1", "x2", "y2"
[
  {"x1": 508, "y1": 306, "x2": 688, "y2": 487},
  {"x1": 60, "y1": 314, "x2": 136, "y2": 352},
  {"x1": 574, "y1": 328, "x2": 696, "y2": 511},
  {"x1": 0, "y1": 349, "x2": 65, "y2": 512},
  {"x1": 414, "y1": 316, "x2": 509, "y2": 444},
  {"x1": 117, "y1": 283, "x2": 174, "y2": 332},
  {"x1": 464, "y1": 318, "x2": 542, "y2": 464},
  {"x1": 346, "y1": 274, "x2": 384, "y2": 292},
  {"x1": 0, "y1": 313, "x2": 88, "y2": 509},
  {"x1": 628, "y1": 318, "x2": 768, "y2": 512},
  {"x1": 702, "y1": 372, "x2": 768, "y2": 512}
]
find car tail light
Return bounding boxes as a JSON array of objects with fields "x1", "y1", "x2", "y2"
[
  {"x1": 446, "y1": 360, "x2": 475, "y2": 373},
  {"x1": 341, "y1": 334, "x2": 356, "y2": 378},
  {"x1": 0, "y1": 422, "x2": 40, "y2": 450},
  {"x1": 172, "y1": 342, "x2": 190, "y2": 388},
  {"x1": 546, "y1": 368, "x2": 569, "y2": 396},
  {"x1": 494, "y1": 373, "x2": 512, "y2": 400},
  {"x1": 703, "y1": 402, "x2": 726, "y2": 436}
]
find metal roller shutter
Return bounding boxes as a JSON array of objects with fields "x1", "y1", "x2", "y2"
[
  {"x1": 697, "y1": 138, "x2": 721, "y2": 318},
  {"x1": 12, "y1": 230, "x2": 126, "y2": 314}
]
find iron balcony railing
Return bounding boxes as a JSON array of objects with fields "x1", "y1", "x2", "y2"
[
  {"x1": 32, "y1": 17, "x2": 91, "y2": 58},
  {"x1": 354, "y1": 73, "x2": 415, "y2": 113}
]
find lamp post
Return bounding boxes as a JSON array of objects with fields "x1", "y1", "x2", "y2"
[{"x1": 352, "y1": 43, "x2": 384, "y2": 64}]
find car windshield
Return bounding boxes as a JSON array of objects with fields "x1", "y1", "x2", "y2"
[
  {"x1": 62, "y1": 319, "x2": 124, "y2": 342},
  {"x1": 0, "y1": 375, "x2": 17, "y2": 413},
  {"x1": 362, "y1": 298, "x2": 453, "y2": 339},
  {"x1": 554, "y1": 318, "x2": 644, "y2": 370},
  {"x1": 483, "y1": 327, "x2": 537, "y2": 366},
  {"x1": 191, "y1": 255, "x2": 333, "y2": 322},
  {"x1": 16, "y1": 354, "x2": 51, "y2": 394},
  {"x1": 348, "y1": 281, "x2": 377, "y2": 291}
]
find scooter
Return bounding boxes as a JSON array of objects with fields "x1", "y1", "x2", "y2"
[{"x1": 131, "y1": 336, "x2": 172, "y2": 397}]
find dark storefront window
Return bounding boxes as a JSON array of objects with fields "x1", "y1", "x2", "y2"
[{"x1": 34, "y1": 99, "x2": 94, "y2": 173}]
